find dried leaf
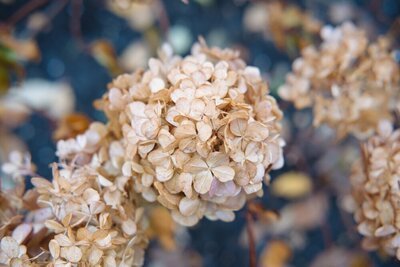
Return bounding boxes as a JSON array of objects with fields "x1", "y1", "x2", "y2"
[
  {"x1": 260, "y1": 240, "x2": 291, "y2": 267},
  {"x1": 90, "y1": 40, "x2": 123, "y2": 76},
  {"x1": 271, "y1": 172, "x2": 312, "y2": 199},
  {"x1": 53, "y1": 113, "x2": 91, "y2": 140}
]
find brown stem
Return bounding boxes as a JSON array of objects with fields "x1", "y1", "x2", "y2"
[
  {"x1": 246, "y1": 209, "x2": 257, "y2": 267},
  {"x1": 70, "y1": 0, "x2": 86, "y2": 50},
  {"x1": 6, "y1": 0, "x2": 50, "y2": 26},
  {"x1": 28, "y1": 0, "x2": 69, "y2": 39},
  {"x1": 157, "y1": 0, "x2": 170, "y2": 36}
]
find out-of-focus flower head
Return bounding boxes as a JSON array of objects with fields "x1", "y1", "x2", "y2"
[
  {"x1": 350, "y1": 121, "x2": 400, "y2": 259},
  {"x1": 279, "y1": 22, "x2": 400, "y2": 139},
  {"x1": 243, "y1": 1, "x2": 321, "y2": 57},
  {"x1": 97, "y1": 39, "x2": 285, "y2": 226}
]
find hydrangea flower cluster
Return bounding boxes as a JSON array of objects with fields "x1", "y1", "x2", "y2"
[
  {"x1": 0, "y1": 41, "x2": 284, "y2": 265},
  {"x1": 98, "y1": 40, "x2": 284, "y2": 226},
  {"x1": 1, "y1": 125, "x2": 147, "y2": 266},
  {"x1": 350, "y1": 121, "x2": 400, "y2": 259},
  {"x1": 279, "y1": 22, "x2": 400, "y2": 139}
]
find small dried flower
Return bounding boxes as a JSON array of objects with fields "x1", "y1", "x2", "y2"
[
  {"x1": 99, "y1": 40, "x2": 284, "y2": 226},
  {"x1": 243, "y1": 1, "x2": 321, "y2": 56},
  {"x1": 1, "y1": 124, "x2": 147, "y2": 266},
  {"x1": 2, "y1": 151, "x2": 36, "y2": 181},
  {"x1": 279, "y1": 22, "x2": 400, "y2": 139},
  {"x1": 350, "y1": 121, "x2": 400, "y2": 259}
]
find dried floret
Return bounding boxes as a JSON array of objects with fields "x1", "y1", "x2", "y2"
[
  {"x1": 1, "y1": 124, "x2": 147, "y2": 266},
  {"x1": 279, "y1": 22, "x2": 400, "y2": 139},
  {"x1": 98, "y1": 40, "x2": 284, "y2": 226}
]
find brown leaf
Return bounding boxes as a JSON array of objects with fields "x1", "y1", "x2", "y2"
[
  {"x1": 260, "y1": 240, "x2": 291, "y2": 267},
  {"x1": 0, "y1": 33, "x2": 41, "y2": 62},
  {"x1": 147, "y1": 206, "x2": 176, "y2": 251},
  {"x1": 53, "y1": 113, "x2": 91, "y2": 140},
  {"x1": 271, "y1": 172, "x2": 312, "y2": 199},
  {"x1": 90, "y1": 40, "x2": 123, "y2": 77}
]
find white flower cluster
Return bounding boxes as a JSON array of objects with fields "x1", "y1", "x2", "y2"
[{"x1": 279, "y1": 22, "x2": 400, "y2": 139}]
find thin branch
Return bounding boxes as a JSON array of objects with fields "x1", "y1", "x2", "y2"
[
  {"x1": 28, "y1": 0, "x2": 69, "y2": 39},
  {"x1": 6, "y1": 0, "x2": 50, "y2": 26},
  {"x1": 70, "y1": 0, "x2": 86, "y2": 50},
  {"x1": 157, "y1": 0, "x2": 170, "y2": 36},
  {"x1": 246, "y1": 209, "x2": 257, "y2": 267}
]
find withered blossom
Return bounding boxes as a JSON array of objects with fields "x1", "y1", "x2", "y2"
[
  {"x1": 350, "y1": 121, "x2": 400, "y2": 259},
  {"x1": 1, "y1": 124, "x2": 147, "y2": 266},
  {"x1": 1, "y1": 41, "x2": 284, "y2": 265},
  {"x1": 279, "y1": 22, "x2": 400, "y2": 139},
  {"x1": 98, "y1": 40, "x2": 285, "y2": 226}
]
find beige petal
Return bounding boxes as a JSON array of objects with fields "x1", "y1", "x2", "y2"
[
  {"x1": 358, "y1": 221, "x2": 374, "y2": 237},
  {"x1": 49, "y1": 239, "x2": 60, "y2": 259},
  {"x1": 148, "y1": 149, "x2": 169, "y2": 166},
  {"x1": 98, "y1": 175, "x2": 113, "y2": 187},
  {"x1": 215, "y1": 210, "x2": 235, "y2": 222},
  {"x1": 12, "y1": 224, "x2": 32, "y2": 244},
  {"x1": 184, "y1": 156, "x2": 208, "y2": 173},
  {"x1": 89, "y1": 201, "x2": 106, "y2": 214},
  {"x1": 375, "y1": 225, "x2": 396, "y2": 237},
  {"x1": 122, "y1": 161, "x2": 133, "y2": 176},
  {"x1": 83, "y1": 188, "x2": 100, "y2": 204},
  {"x1": 61, "y1": 246, "x2": 82, "y2": 263},
  {"x1": 179, "y1": 137, "x2": 197, "y2": 153},
  {"x1": 165, "y1": 174, "x2": 182, "y2": 194},
  {"x1": 142, "y1": 173, "x2": 154, "y2": 187},
  {"x1": 245, "y1": 122, "x2": 269, "y2": 141},
  {"x1": 54, "y1": 234, "x2": 73, "y2": 247},
  {"x1": 10, "y1": 258, "x2": 24, "y2": 267},
  {"x1": 171, "y1": 210, "x2": 199, "y2": 227},
  {"x1": 31, "y1": 177, "x2": 53, "y2": 190},
  {"x1": 207, "y1": 152, "x2": 229, "y2": 168},
  {"x1": 212, "y1": 166, "x2": 235, "y2": 182},
  {"x1": 158, "y1": 129, "x2": 176, "y2": 149},
  {"x1": 197, "y1": 121, "x2": 213, "y2": 142},
  {"x1": 122, "y1": 219, "x2": 137, "y2": 236},
  {"x1": 179, "y1": 173, "x2": 194, "y2": 198},
  {"x1": 193, "y1": 171, "x2": 213, "y2": 194},
  {"x1": 243, "y1": 182, "x2": 263, "y2": 194},
  {"x1": 179, "y1": 197, "x2": 200, "y2": 216},
  {"x1": 95, "y1": 233, "x2": 112, "y2": 248},
  {"x1": 189, "y1": 99, "x2": 206, "y2": 120},
  {"x1": 1, "y1": 237, "x2": 19, "y2": 258},
  {"x1": 149, "y1": 77, "x2": 165, "y2": 93},
  {"x1": 230, "y1": 119, "x2": 247, "y2": 136},
  {"x1": 88, "y1": 246, "x2": 103, "y2": 265},
  {"x1": 104, "y1": 255, "x2": 117, "y2": 267},
  {"x1": 174, "y1": 121, "x2": 196, "y2": 139},
  {"x1": 156, "y1": 166, "x2": 174, "y2": 182},
  {"x1": 245, "y1": 142, "x2": 260, "y2": 162}
]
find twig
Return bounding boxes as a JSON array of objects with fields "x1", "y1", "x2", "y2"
[
  {"x1": 157, "y1": 0, "x2": 170, "y2": 36},
  {"x1": 246, "y1": 209, "x2": 257, "y2": 267},
  {"x1": 6, "y1": 0, "x2": 50, "y2": 26},
  {"x1": 360, "y1": 143, "x2": 370, "y2": 181},
  {"x1": 28, "y1": 0, "x2": 70, "y2": 39},
  {"x1": 320, "y1": 223, "x2": 332, "y2": 249},
  {"x1": 70, "y1": 0, "x2": 86, "y2": 50}
]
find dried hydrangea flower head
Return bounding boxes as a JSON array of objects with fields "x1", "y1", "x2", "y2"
[
  {"x1": 350, "y1": 121, "x2": 400, "y2": 259},
  {"x1": 279, "y1": 22, "x2": 400, "y2": 139},
  {"x1": 97, "y1": 40, "x2": 285, "y2": 226},
  {"x1": 1, "y1": 124, "x2": 147, "y2": 266}
]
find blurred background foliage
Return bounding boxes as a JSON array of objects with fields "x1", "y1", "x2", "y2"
[{"x1": 0, "y1": 0, "x2": 399, "y2": 266}]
